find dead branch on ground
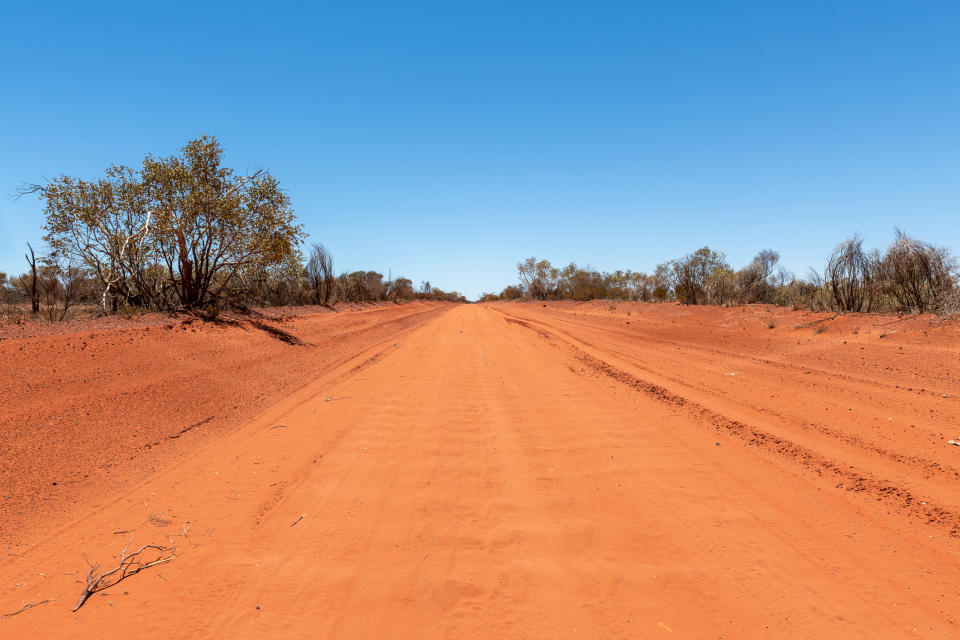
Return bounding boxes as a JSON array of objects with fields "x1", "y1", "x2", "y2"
[
  {"x1": 2, "y1": 599, "x2": 55, "y2": 618},
  {"x1": 72, "y1": 538, "x2": 176, "y2": 612}
]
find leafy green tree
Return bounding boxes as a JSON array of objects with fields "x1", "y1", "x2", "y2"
[
  {"x1": 25, "y1": 135, "x2": 303, "y2": 311},
  {"x1": 142, "y1": 136, "x2": 302, "y2": 308},
  {"x1": 704, "y1": 266, "x2": 737, "y2": 305},
  {"x1": 517, "y1": 257, "x2": 557, "y2": 299}
]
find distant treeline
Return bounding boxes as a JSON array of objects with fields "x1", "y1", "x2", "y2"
[
  {"x1": 1, "y1": 136, "x2": 465, "y2": 323},
  {"x1": 482, "y1": 232, "x2": 960, "y2": 316}
]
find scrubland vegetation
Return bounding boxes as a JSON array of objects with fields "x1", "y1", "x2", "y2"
[
  {"x1": 4, "y1": 135, "x2": 957, "y2": 323},
  {"x1": 1, "y1": 136, "x2": 465, "y2": 323},
  {"x1": 483, "y1": 233, "x2": 959, "y2": 316}
]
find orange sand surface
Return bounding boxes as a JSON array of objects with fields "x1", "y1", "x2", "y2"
[{"x1": 2, "y1": 301, "x2": 959, "y2": 638}]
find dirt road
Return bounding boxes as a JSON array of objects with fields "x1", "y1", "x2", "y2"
[
  {"x1": 0, "y1": 302, "x2": 448, "y2": 543},
  {"x1": 2, "y1": 303, "x2": 959, "y2": 637}
]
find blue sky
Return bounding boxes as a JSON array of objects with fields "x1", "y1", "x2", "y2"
[{"x1": 2, "y1": 1, "x2": 958, "y2": 299}]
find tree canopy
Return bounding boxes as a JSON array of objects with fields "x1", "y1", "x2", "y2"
[{"x1": 26, "y1": 135, "x2": 303, "y2": 311}]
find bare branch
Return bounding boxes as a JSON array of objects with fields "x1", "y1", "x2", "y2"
[
  {"x1": 1, "y1": 599, "x2": 55, "y2": 618},
  {"x1": 72, "y1": 538, "x2": 176, "y2": 612}
]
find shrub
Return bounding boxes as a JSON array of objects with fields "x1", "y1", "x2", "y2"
[
  {"x1": 875, "y1": 229, "x2": 956, "y2": 313},
  {"x1": 823, "y1": 234, "x2": 877, "y2": 312},
  {"x1": 936, "y1": 288, "x2": 960, "y2": 317},
  {"x1": 669, "y1": 247, "x2": 729, "y2": 305}
]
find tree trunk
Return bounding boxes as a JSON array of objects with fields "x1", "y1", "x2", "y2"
[
  {"x1": 30, "y1": 271, "x2": 39, "y2": 313},
  {"x1": 25, "y1": 243, "x2": 39, "y2": 313},
  {"x1": 177, "y1": 232, "x2": 196, "y2": 307}
]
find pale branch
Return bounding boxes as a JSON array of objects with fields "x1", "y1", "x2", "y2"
[
  {"x1": 97, "y1": 210, "x2": 152, "y2": 315},
  {"x1": 1, "y1": 599, "x2": 55, "y2": 618},
  {"x1": 72, "y1": 538, "x2": 176, "y2": 612}
]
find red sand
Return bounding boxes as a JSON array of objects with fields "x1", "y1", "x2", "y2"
[{"x1": 1, "y1": 301, "x2": 959, "y2": 637}]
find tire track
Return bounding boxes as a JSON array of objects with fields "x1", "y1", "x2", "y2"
[
  {"x1": 496, "y1": 306, "x2": 960, "y2": 484},
  {"x1": 502, "y1": 310, "x2": 960, "y2": 537}
]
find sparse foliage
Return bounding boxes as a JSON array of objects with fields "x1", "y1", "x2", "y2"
[
  {"x1": 388, "y1": 277, "x2": 414, "y2": 302},
  {"x1": 823, "y1": 234, "x2": 877, "y2": 312},
  {"x1": 668, "y1": 247, "x2": 729, "y2": 305},
  {"x1": 305, "y1": 243, "x2": 336, "y2": 305},
  {"x1": 875, "y1": 229, "x2": 956, "y2": 313},
  {"x1": 12, "y1": 137, "x2": 461, "y2": 321},
  {"x1": 23, "y1": 135, "x2": 304, "y2": 312},
  {"x1": 517, "y1": 257, "x2": 557, "y2": 300},
  {"x1": 494, "y1": 232, "x2": 958, "y2": 315},
  {"x1": 38, "y1": 258, "x2": 88, "y2": 321},
  {"x1": 737, "y1": 249, "x2": 780, "y2": 303}
]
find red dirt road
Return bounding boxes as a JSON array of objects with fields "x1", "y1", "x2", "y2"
[{"x1": 2, "y1": 302, "x2": 960, "y2": 637}]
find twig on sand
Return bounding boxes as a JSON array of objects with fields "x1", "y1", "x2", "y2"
[
  {"x1": 2, "y1": 599, "x2": 55, "y2": 618},
  {"x1": 72, "y1": 538, "x2": 176, "y2": 612},
  {"x1": 290, "y1": 514, "x2": 305, "y2": 527}
]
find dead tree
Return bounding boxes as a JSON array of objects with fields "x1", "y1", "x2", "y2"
[
  {"x1": 305, "y1": 243, "x2": 335, "y2": 305},
  {"x1": 39, "y1": 260, "x2": 86, "y2": 322},
  {"x1": 22, "y1": 243, "x2": 40, "y2": 313},
  {"x1": 73, "y1": 538, "x2": 176, "y2": 612},
  {"x1": 877, "y1": 229, "x2": 957, "y2": 313},
  {"x1": 824, "y1": 234, "x2": 876, "y2": 312}
]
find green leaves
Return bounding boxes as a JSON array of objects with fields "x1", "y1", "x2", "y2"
[{"x1": 32, "y1": 135, "x2": 304, "y2": 311}]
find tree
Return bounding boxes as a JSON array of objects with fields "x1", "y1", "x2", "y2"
[
  {"x1": 876, "y1": 229, "x2": 956, "y2": 313},
  {"x1": 37, "y1": 258, "x2": 88, "y2": 321},
  {"x1": 23, "y1": 165, "x2": 156, "y2": 313},
  {"x1": 305, "y1": 243, "x2": 335, "y2": 305},
  {"x1": 499, "y1": 285, "x2": 523, "y2": 300},
  {"x1": 704, "y1": 266, "x2": 737, "y2": 305},
  {"x1": 364, "y1": 271, "x2": 387, "y2": 300},
  {"x1": 565, "y1": 266, "x2": 607, "y2": 300},
  {"x1": 824, "y1": 234, "x2": 876, "y2": 312},
  {"x1": 668, "y1": 247, "x2": 729, "y2": 304},
  {"x1": 25, "y1": 135, "x2": 303, "y2": 311},
  {"x1": 19, "y1": 243, "x2": 41, "y2": 313},
  {"x1": 143, "y1": 136, "x2": 303, "y2": 308},
  {"x1": 626, "y1": 271, "x2": 655, "y2": 301},
  {"x1": 517, "y1": 257, "x2": 556, "y2": 299},
  {"x1": 342, "y1": 271, "x2": 369, "y2": 302},
  {"x1": 651, "y1": 262, "x2": 672, "y2": 301},
  {"x1": 389, "y1": 277, "x2": 414, "y2": 301},
  {"x1": 736, "y1": 249, "x2": 780, "y2": 303}
]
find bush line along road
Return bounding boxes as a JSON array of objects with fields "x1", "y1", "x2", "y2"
[{"x1": 2, "y1": 301, "x2": 959, "y2": 637}]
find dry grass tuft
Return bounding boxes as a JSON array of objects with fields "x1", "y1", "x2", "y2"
[{"x1": 148, "y1": 513, "x2": 170, "y2": 527}]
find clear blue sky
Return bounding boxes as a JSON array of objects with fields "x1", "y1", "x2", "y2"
[{"x1": 2, "y1": 1, "x2": 958, "y2": 299}]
